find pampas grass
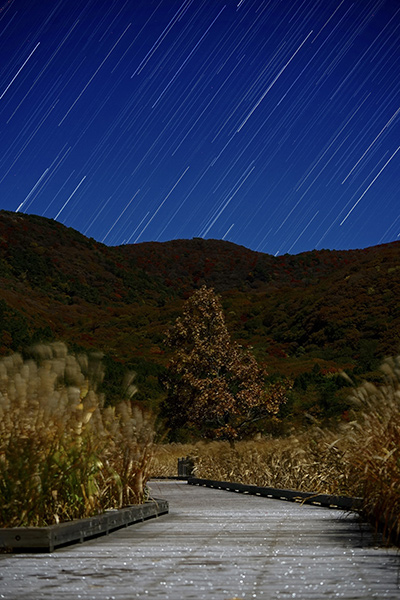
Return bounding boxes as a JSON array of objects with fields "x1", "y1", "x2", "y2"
[
  {"x1": 0, "y1": 343, "x2": 155, "y2": 527},
  {"x1": 152, "y1": 431, "x2": 356, "y2": 495},
  {"x1": 153, "y1": 356, "x2": 400, "y2": 543},
  {"x1": 344, "y1": 356, "x2": 400, "y2": 542}
]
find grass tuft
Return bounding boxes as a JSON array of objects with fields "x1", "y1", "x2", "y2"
[
  {"x1": 0, "y1": 343, "x2": 155, "y2": 527},
  {"x1": 345, "y1": 356, "x2": 400, "y2": 542}
]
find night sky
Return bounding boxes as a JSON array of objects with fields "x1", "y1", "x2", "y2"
[{"x1": 1, "y1": 0, "x2": 399, "y2": 256}]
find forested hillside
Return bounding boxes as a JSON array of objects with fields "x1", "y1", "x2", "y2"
[{"x1": 1, "y1": 210, "x2": 399, "y2": 424}]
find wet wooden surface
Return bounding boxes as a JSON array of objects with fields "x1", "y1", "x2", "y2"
[{"x1": 1, "y1": 479, "x2": 399, "y2": 599}]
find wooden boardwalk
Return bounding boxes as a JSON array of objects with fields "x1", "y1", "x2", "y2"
[{"x1": 1, "y1": 479, "x2": 399, "y2": 599}]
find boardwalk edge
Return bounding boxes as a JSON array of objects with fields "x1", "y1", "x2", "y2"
[
  {"x1": 187, "y1": 478, "x2": 361, "y2": 511},
  {"x1": 0, "y1": 498, "x2": 169, "y2": 553}
]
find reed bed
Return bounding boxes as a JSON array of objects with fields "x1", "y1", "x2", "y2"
[
  {"x1": 152, "y1": 432, "x2": 357, "y2": 495},
  {"x1": 0, "y1": 343, "x2": 155, "y2": 527}
]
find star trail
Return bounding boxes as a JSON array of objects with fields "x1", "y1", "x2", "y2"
[{"x1": 1, "y1": 0, "x2": 399, "y2": 255}]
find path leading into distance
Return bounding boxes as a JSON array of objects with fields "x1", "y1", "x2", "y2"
[{"x1": 1, "y1": 480, "x2": 399, "y2": 599}]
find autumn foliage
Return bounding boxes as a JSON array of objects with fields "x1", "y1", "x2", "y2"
[
  {"x1": 162, "y1": 286, "x2": 289, "y2": 441},
  {"x1": 2, "y1": 211, "x2": 400, "y2": 422}
]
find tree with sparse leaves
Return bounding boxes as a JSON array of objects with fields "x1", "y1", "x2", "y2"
[{"x1": 162, "y1": 286, "x2": 289, "y2": 441}]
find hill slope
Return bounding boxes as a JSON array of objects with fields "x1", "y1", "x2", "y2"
[{"x1": 1, "y1": 210, "x2": 399, "y2": 419}]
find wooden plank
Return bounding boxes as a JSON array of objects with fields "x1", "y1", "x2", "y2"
[
  {"x1": 0, "y1": 498, "x2": 168, "y2": 552},
  {"x1": 187, "y1": 477, "x2": 361, "y2": 510},
  {"x1": 1, "y1": 481, "x2": 398, "y2": 599}
]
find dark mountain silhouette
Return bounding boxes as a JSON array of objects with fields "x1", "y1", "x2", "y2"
[{"x1": 1, "y1": 210, "x2": 399, "y2": 422}]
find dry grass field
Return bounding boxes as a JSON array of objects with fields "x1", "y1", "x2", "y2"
[
  {"x1": 152, "y1": 432, "x2": 357, "y2": 494},
  {"x1": 153, "y1": 356, "x2": 400, "y2": 543},
  {"x1": 1, "y1": 343, "x2": 399, "y2": 543}
]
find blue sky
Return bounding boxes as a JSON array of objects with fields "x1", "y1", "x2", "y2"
[{"x1": 1, "y1": 0, "x2": 399, "y2": 255}]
